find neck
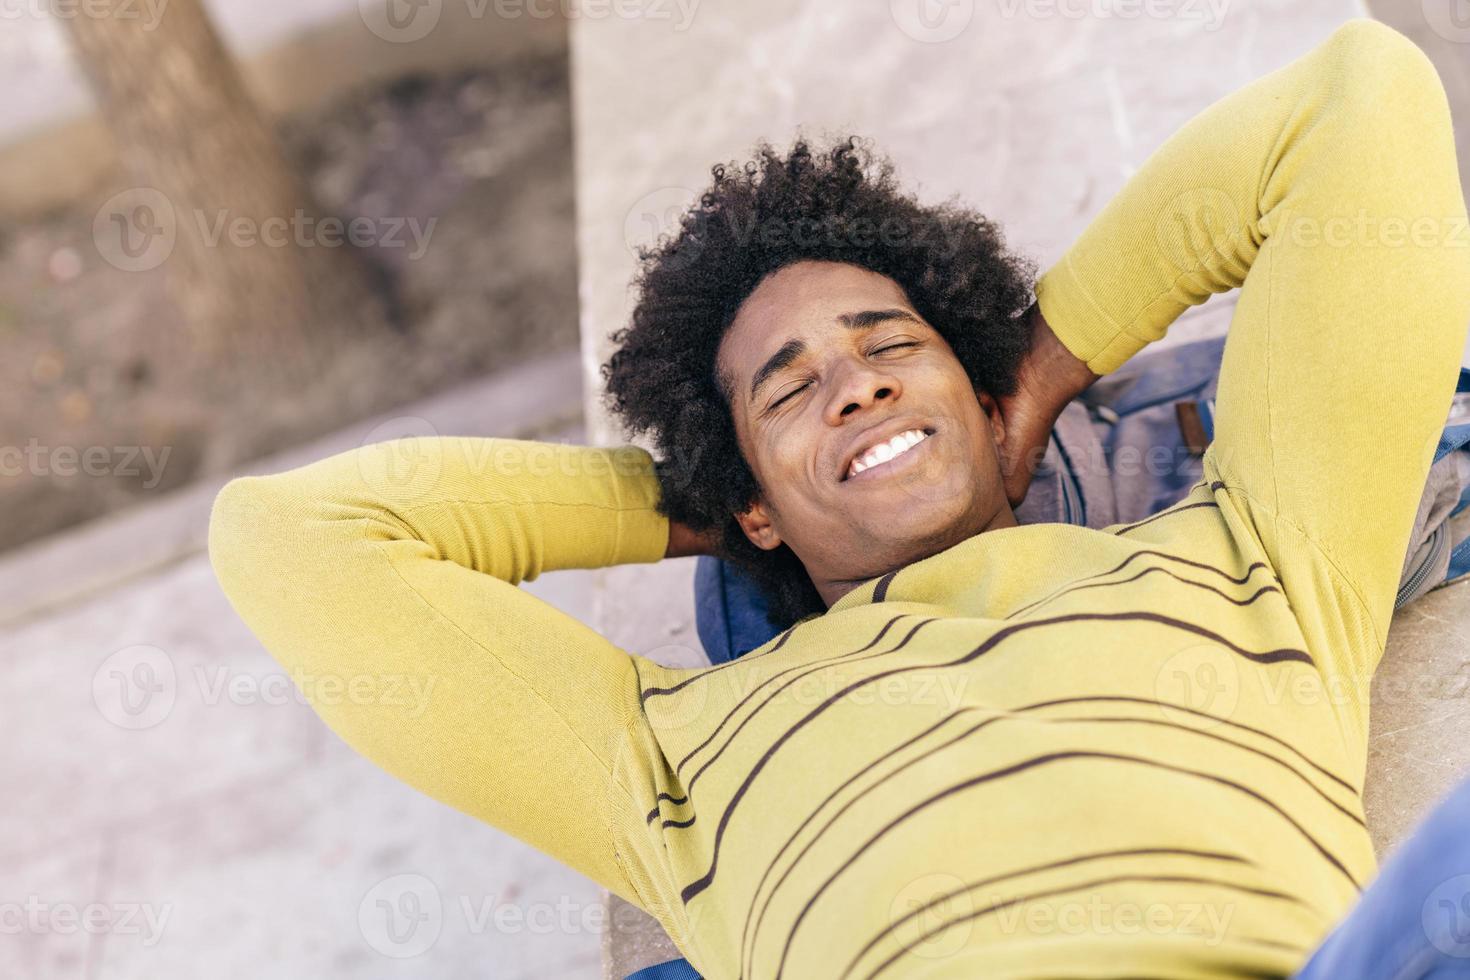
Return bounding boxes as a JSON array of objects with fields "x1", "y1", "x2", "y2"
[{"x1": 815, "y1": 501, "x2": 1019, "y2": 608}]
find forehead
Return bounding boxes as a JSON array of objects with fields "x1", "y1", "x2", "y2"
[{"x1": 717, "y1": 261, "x2": 914, "y2": 396}]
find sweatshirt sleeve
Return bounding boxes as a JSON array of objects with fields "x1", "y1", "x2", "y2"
[
  {"x1": 206, "y1": 436, "x2": 671, "y2": 907},
  {"x1": 1034, "y1": 18, "x2": 1470, "y2": 666}
]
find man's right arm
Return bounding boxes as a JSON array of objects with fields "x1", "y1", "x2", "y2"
[
  {"x1": 666, "y1": 516, "x2": 724, "y2": 559},
  {"x1": 996, "y1": 300, "x2": 1101, "y2": 507}
]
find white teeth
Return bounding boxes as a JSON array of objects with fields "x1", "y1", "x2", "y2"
[{"x1": 847, "y1": 429, "x2": 928, "y2": 479}]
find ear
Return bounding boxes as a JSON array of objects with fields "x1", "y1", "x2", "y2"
[
  {"x1": 975, "y1": 388, "x2": 1007, "y2": 449},
  {"x1": 734, "y1": 497, "x2": 783, "y2": 552}
]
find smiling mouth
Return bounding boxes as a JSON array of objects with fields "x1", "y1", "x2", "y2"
[{"x1": 842, "y1": 427, "x2": 937, "y2": 482}]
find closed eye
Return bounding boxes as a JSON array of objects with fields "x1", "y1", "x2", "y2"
[
  {"x1": 768, "y1": 343, "x2": 919, "y2": 409},
  {"x1": 771, "y1": 383, "x2": 809, "y2": 408}
]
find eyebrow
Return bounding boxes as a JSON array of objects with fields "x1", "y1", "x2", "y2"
[{"x1": 747, "y1": 309, "x2": 922, "y2": 403}]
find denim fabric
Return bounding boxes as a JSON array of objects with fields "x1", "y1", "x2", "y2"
[
  {"x1": 693, "y1": 546, "x2": 776, "y2": 665},
  {"x1": 1293, "y1": 775, "x2": 1470, "y2": 979}
]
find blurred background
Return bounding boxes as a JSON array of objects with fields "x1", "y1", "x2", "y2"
[{"x1": 2, "y1": 1, "x2": 1468, "y2": 978}]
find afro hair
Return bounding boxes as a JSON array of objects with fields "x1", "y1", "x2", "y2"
[{"x1": 600, "y1": 135, "x2": 1038, "y2": 631}]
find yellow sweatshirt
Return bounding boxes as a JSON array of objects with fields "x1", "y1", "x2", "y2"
[{"x1": 208, "y1": 19, "x2": 1470, "y2": 979}]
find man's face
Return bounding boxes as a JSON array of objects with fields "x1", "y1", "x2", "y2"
[{"x1": 715, "y1": 260, "x2": 1017, "y2": 605}]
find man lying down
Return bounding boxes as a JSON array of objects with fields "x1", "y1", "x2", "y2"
[{"x1": 209, "y1": 19, "x2": 1470, "y2": 980}]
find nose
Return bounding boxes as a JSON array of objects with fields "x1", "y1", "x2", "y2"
[{"x1": 823, "y1": 356, "x2": 903, "y2": 426}]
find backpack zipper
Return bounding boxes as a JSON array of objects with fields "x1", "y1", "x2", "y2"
[{"x1": 1396, "y1": 522, "x2": 1448, "y2": 609}]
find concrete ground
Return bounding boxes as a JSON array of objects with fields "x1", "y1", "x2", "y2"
[{"x1": 0, "y1": 351, "x2": 621, "y2": 979}]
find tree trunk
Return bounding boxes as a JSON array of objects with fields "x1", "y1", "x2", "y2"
[{"x1": 62, "y1": 0, "x2": 394, "y2": 391}]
